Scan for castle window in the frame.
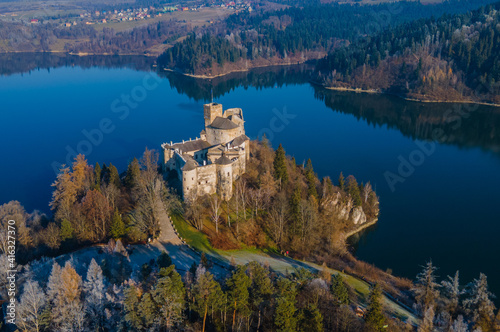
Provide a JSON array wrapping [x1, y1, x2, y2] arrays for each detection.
[[227, 172, 230, 176], [192, 177, 194, 181]]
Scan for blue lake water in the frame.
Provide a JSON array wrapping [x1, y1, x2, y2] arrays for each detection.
[[1, 55, 500, 296]]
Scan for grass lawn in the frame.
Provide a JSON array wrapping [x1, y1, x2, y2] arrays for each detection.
[[170, 210, 418, 326], [170, 212, 216, 254]]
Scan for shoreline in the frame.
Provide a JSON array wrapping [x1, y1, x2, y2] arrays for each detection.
[[163, 66, 500, 108], [161, 59, 313, 79], [323, 85, 500, 108], [345, 218, 378, 239], [0, 50, 157, 57]]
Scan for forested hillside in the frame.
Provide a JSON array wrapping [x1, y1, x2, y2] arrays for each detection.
[[0, 19, 188, 54], [315, 2, 500, 103], [157, 0, 500, 75]]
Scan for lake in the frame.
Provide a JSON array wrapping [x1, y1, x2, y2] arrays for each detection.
[[2, 54, 500, 296]]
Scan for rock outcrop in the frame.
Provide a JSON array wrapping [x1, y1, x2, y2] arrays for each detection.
[[351, 206, 367, 225]]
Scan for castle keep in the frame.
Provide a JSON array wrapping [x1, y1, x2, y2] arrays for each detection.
[[161, 103, 250, 200]]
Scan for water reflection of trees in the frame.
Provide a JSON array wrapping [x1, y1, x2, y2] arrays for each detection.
[[0, 53, 155, 76], [159, 64, 313, 102], [3, 53, 499, 155], [312, 87, 500, 155]]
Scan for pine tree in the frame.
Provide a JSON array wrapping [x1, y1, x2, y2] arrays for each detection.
[[247, 262, 274, 331], [154, 265, 186, 329], [157, 251, 173, 269], [305, 159, 318, 198], [138, 292, 158, 329], [110, 209, 126, 239], [83, 258, 106, 331], [413, 260, 440, 311], [464, 273, 496, 331], [331, 274, 350, 305], [298, 303, 323, 332], [124, 157, 141, 189], [338, 172, 345, 191], [94, 162, 101, 190], [124, 286, 142, 330], [192, 271, 224, 332], [59, 218, 74, 242], [227, 265, 252, 330], [346, 175, 362, 207], [274, 278, 298, 332], [365, 283, 386, 331], [108, 163, 121, 188], [273, 144, 288, 186], [322, 176, 334, 198]]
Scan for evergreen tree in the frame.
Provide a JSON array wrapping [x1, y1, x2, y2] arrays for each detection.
[[365, 283, 386, 331], [124, 157, 141, 189], [108, 163, 121, 188], [227, 265, 252, 330], [59, 218, 74, 242], [346, 175, 362, 207], [247, 262, 274, 331], [94, 162, 101, 190], [138, 292, 158, 329], [274, 278, 298, 332], [413, 260, 440, 311], [298, 303, 323, 332], [157, 251, 173, 269], [338, 172, 345, 191], [305, 159, 318, 198], [273, 144, 288, 186], [331, 274, 350, 305], [192, 271, 224, 332], [124, 286, 142, 330], [464, 273, 496, 331], [110, 209, 126, 239], [153, 265, 186, 329], [322, 176, 334, 198]]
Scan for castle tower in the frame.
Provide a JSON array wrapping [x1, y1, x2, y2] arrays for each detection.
[[216, 154, 233, 200], [204, 103, 223, 128]]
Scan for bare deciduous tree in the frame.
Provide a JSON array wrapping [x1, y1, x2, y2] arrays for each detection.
[[210, 194, 222, 234], [268, 194, 288, 250], [17, 279, 46, 332]]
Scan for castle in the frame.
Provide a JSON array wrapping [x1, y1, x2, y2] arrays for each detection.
[[161, 103, 250, 201]]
